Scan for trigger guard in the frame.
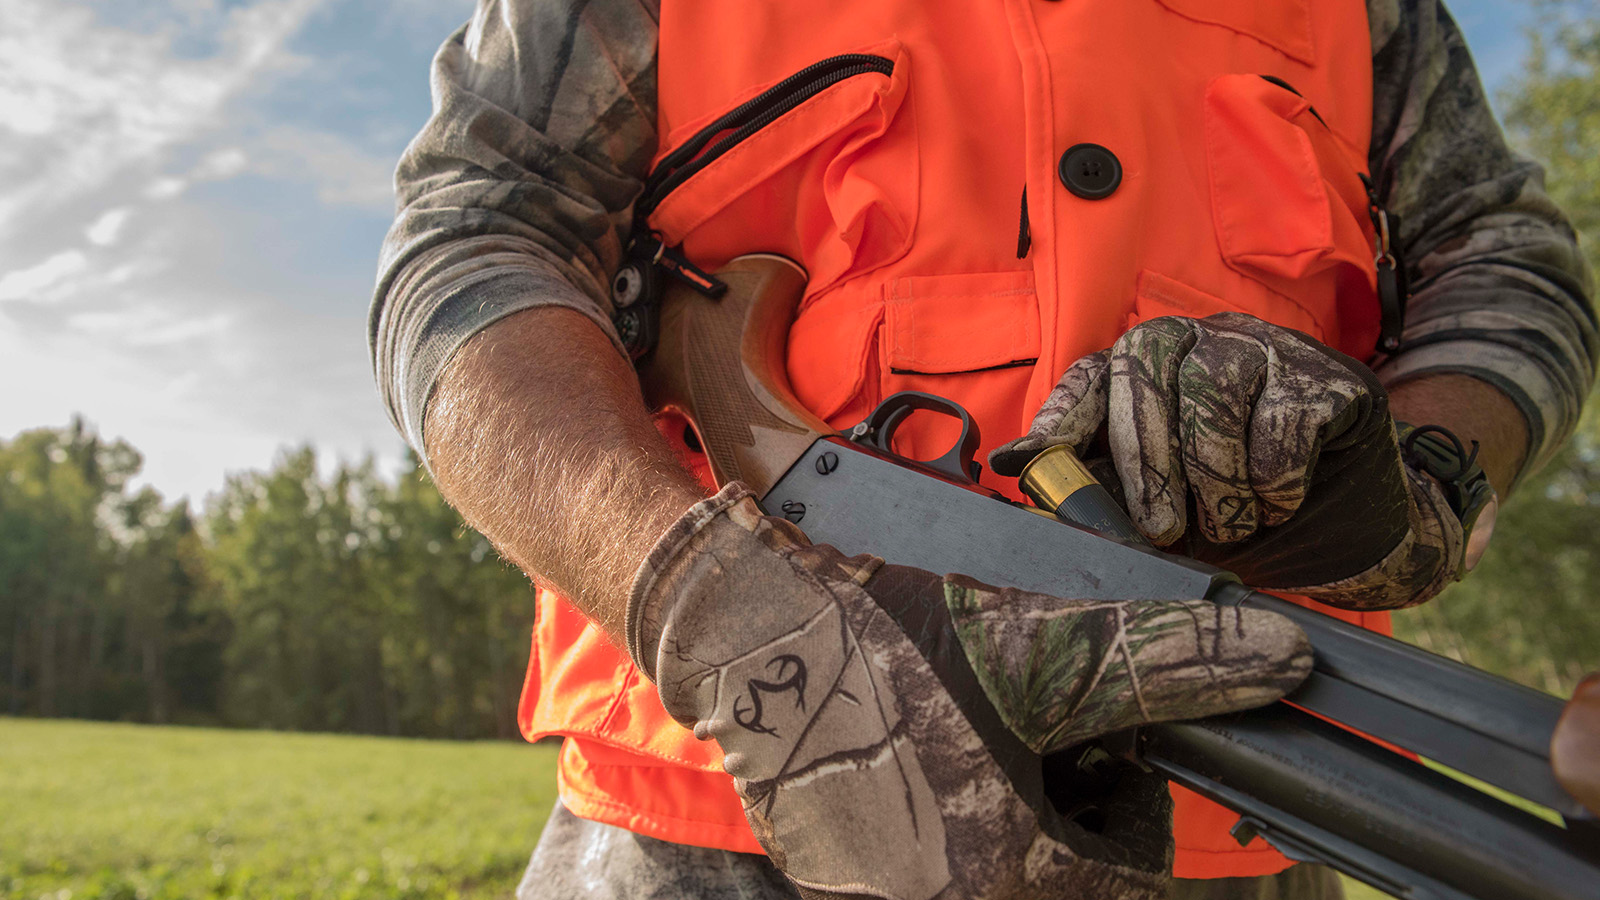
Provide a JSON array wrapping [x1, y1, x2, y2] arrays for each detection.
[[849, 391, 983, 484]]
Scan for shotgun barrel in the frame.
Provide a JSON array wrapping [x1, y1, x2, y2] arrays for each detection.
[[636, 253, 1600, 900]]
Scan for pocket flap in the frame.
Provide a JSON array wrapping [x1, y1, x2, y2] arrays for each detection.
[[1155, 0, 1316, 64], [886, 270, 1039, 375], [787, 283, 885, 420], [1204, 74, 1373, 283], [1133, 270, 1322, 340], [1206, 75, 1332, 272]]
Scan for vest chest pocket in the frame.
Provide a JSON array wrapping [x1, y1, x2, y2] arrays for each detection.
[[1202, 73, 1380, 354], [884, 271, 1040, 376], [644, 39, 920, 304], [878, 270, 1041, 466]]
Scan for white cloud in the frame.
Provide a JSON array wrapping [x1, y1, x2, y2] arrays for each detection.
[[0, 314, 290, 502], [67, 308, 232, 347], [0, 0, 324, 239], [86, 208, 133, 247], [0, 250, 89, 302], [134, 149, 254, 205], [195, 147, 251, 181], [250, 128, 396, 212], [0, 0, 457, 502], [145, 177, 190, 201], [0, 247, 396, 502], [0, 184, 407, 502], [0, 235, 171, 306]]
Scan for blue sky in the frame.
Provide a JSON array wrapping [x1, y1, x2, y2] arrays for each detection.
[[0, 0, 1544, 503]]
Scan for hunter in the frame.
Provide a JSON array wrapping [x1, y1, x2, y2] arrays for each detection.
[[369, 0, 1596, 896]]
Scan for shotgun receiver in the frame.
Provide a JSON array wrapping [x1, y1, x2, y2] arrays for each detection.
[[634, 254, 1600, 900]]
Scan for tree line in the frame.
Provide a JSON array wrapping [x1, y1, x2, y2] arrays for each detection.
[[0, 422, 534, 739], [1, 393, 1593, 745]]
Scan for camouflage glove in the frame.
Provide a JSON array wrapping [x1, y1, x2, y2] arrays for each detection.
[[627, 482, 1312, 900], [991, 312, 1466, 610]]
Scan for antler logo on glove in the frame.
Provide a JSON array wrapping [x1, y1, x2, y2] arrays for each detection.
[[732, 655, 808, 736]]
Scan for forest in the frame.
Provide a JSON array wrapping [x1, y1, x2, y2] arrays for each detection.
[[0, 431, 535, 738], [2, 1, 1599, 740]]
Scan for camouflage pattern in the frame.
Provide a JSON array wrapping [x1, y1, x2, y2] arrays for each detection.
[[1368, 0, 1596, 476], [994, 313, 1385, 544], [943, 576, 1311, 755], [513, 800, 1346, 900], [371, 0, 1594, 476], [516, 800, 804, 899], [628, 482, 1312, 899], [369, 0, 660, 457], [992, 312, 1465, 610]]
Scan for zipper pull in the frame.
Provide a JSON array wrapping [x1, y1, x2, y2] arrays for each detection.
[[1362, 174, 1409, 354], [640, 234, 728, 298]]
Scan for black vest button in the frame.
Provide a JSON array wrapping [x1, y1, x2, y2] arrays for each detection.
[[1058, 143, 1122, 200]]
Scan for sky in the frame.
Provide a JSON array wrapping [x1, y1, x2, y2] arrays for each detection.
[[0, 0, 1543, 505]]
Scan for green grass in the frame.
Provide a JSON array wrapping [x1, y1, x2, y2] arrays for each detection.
[[0, 718, 1563, 899], [1340, 879, 1393, 900], [0, 718, 559, 900]]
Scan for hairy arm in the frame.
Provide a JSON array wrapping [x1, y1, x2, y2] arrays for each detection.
[[423, 306, 702, 635], [368, 0, 670, 633]]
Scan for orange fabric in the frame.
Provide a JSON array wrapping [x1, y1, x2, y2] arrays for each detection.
[[520, 0, 1394, 878]]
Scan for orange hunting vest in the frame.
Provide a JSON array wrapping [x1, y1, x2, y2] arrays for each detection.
[[520, 0, 1395, 878]]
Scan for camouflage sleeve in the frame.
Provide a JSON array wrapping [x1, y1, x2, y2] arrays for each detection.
[[1367, 0, 1598, 477], [368, 0, 659, 457]]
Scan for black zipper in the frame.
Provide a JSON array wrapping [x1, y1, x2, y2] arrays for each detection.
[[637, 53, 896, 216], [1258, 75, 1330, 129]]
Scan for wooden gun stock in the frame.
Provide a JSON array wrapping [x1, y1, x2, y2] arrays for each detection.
[[638, 254, 828, 494]]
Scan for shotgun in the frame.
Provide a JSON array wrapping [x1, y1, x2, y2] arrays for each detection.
[[631, 253, 1600, 900]]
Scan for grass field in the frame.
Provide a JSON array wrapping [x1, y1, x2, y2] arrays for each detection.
[[0, 718, 558, 900], [0, 717, 1407, 900]]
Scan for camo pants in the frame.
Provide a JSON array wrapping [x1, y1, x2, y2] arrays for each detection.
[[516, 800, 1346, 900]]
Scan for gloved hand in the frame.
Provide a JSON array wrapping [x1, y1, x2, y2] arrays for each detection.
[[990, 312, 1466, 610], [627, 482, 1312, 900]]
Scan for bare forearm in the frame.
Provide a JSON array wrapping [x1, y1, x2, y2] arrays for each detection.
[[424, 306, 706, 637], [1387, 373, 1528, 497]]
